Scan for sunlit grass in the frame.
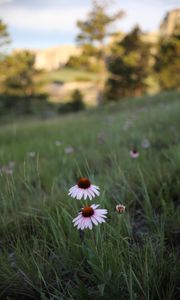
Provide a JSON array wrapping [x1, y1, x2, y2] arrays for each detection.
[[37, 67, 97, 84]]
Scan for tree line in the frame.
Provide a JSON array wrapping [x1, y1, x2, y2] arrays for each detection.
[[67, 0, 180, 102]]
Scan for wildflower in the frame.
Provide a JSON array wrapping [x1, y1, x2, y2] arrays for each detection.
[[68, 177, 100, 200], [64, 146, 74, 154], [97, 131, 106, 144], [8, 161, 15, 168], [55, 140, 62, 146], [5, 168, 13, 175], [116, 204, 126, 214], [130, 149, 139, 158], [27, 151, 36, 158], [123, 121, 133, 131], [73, 204, 107, 230], [0, 166, 13, 175], [141, 138, 150, 149]]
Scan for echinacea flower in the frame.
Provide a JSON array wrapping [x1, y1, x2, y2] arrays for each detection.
[[68, 177, 100, 200], [130, 149, 139, 158], [116, 204, 126, 213], [72, 204, 107, 230]]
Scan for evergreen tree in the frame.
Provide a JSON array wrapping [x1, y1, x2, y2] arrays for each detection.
[[2, 51, 36, 98], [154, 25, 180, 90], [1, 50, 46, 113], [76, 0, 125, 104], [105, 26, 151, 100], [0, 19, 10, 57]]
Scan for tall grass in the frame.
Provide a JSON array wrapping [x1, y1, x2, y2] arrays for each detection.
[[0, 91, 179, 299]]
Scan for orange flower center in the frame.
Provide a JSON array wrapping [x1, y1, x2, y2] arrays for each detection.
[[78, 177, 91, 189], [82, 206, 94, 217], [133, 149, 137, 154]]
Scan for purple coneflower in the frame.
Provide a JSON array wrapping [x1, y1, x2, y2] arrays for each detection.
[[130, 149, 139, 158], [72, 204, 107, 230], [68, 177, 100, 200]]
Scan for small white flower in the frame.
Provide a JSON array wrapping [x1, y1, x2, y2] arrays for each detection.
[[27, 151, 36, 158], [68, 177, 100, 200], [55, 140, 62, 146], [0, 166, 13, 175], [97, 131, 106, 144], [130, 149, 139, 158], [72, 204, 108, 230], [8, 161, 15, 168], [116, 204, 126, 213], [141, 138, 150, 149], [64, 146, 74, 154], [123, 121, 133, 131]]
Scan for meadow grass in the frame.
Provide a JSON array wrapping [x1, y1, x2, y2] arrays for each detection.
[[38, 67, 97, 84], [0, 91, 179, 299]]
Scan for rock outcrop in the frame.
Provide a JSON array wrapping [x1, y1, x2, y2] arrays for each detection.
[[34, 45, 81, 71], [160, 9, 180, 36]]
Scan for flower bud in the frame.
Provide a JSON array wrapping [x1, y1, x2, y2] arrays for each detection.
[[116, 204, 126, 214]]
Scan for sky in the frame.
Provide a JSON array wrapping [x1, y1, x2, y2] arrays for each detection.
[[0, 0, 179, 49]]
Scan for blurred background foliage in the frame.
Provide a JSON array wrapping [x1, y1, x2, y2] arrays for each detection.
[[0, 0, 179, 118]]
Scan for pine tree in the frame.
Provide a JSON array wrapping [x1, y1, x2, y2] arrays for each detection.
[[154, 25, 180, 90], [106, 26, 151, 100], [0, 19, 10, 57], [76, 0, 125, 104]]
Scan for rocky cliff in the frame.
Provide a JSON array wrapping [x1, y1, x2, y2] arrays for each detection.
[[34, 45, 81, 71], [160, 9, 180, 36]]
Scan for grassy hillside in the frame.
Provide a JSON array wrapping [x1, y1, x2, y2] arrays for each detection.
[[38, 67, 97, 84], [36, 67, 98, 104], [0, 91, 180, 299]]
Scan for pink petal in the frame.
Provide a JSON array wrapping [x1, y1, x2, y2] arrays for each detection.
[[94, 215, 106, 223], [72, 213, 82, 222], [91, 204, 100, 209], [74, 217, 83, 226], [80, 218, 86, 230], [88, 220, 93, 230], [93, 189, 100, 196], [86, 190, 92, 200], [91, 185, 100, 190], [77, 189, 83, 200], [85, 218, 92, 229], [69, 185, 77, 192], [77, 218, 84, 229], [96, 209, 107, 215], [88, 188, 95, 197], [91, 216, 98, 225], [84, 218, 91, 229], [72, 188, 79, 198], [84, 190, 88, 200]]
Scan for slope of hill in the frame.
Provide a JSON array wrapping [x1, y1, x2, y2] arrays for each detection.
[[0, 91, 179, 299]]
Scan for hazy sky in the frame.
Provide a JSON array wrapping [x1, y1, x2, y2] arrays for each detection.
[[0, 0, 179, 49]]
